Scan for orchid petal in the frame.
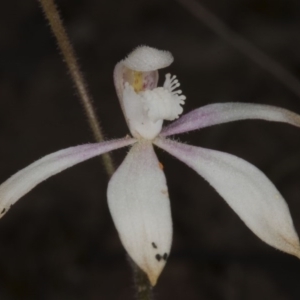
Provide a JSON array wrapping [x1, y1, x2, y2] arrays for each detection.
[[154, 137, 300, 258], [107, 141, 172, 286], [0, 137, 136, 217], [161, 103, 300, 136]]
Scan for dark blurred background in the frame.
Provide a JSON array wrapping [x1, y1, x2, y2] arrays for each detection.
[[0, 0, 300, 299]]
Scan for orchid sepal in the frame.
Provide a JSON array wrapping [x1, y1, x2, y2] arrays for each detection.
[[0, 137, 136, 217], [161, 102, 300, 137], [154, 137, 300, 258], [107, 140, 172, 286]]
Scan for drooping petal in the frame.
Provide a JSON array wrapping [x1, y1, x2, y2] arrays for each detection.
[[154, 137, 300, 258], [161, 103, 300, 136], [107, 140, 172, 286], [0, 137, 136, 217]]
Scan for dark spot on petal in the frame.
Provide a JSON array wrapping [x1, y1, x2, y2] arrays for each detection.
[[1, 208, 6, 215], [155, 254, 161, 262], [152, 242, 157, 249], [163, 253, 168, 261]]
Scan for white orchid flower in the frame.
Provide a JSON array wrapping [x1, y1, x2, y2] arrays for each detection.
[[1, 45, 300, 286]]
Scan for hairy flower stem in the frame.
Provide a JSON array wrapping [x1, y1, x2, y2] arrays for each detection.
[[129, 256, 153, 300], [38, 1, 154, 299], [38, 0, 114, 176]]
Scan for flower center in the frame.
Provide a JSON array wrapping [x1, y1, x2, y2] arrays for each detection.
[[121, 69, 186, 140], [113, 46, 186, 140]]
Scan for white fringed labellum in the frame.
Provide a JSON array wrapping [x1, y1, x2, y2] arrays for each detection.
[[114, 46, 186, 140]]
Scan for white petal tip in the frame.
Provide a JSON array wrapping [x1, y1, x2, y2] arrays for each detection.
[[139, 258, 166, 287], [148, 272, 159, 287], [293, 251, 300, 259], [283, 238, 300, 258], [141, 253, 169, 286], [123, 46, 174, 72]]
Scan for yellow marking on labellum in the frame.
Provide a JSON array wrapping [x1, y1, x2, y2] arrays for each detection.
[[132, 71, 143, 92]]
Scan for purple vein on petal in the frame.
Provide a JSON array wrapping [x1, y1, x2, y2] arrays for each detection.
[[0, 137, 137, 216], [161, 103, 300, 136], [154, 137, 300, 258]]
